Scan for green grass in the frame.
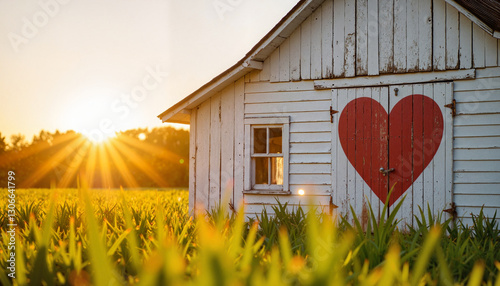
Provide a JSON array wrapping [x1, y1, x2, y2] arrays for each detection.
[[0, 188, 499, 285]]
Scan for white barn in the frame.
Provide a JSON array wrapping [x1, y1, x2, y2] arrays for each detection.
[[159, 0, 500, 226]]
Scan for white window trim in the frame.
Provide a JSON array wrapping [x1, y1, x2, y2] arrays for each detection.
[[244, 116, 290, 194]]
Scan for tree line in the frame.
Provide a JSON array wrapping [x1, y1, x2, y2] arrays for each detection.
[[0, 127, 189, 189]]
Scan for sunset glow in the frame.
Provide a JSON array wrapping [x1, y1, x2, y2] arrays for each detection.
[[83, 131, 117, 144]]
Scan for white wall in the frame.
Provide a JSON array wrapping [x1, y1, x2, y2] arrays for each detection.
[[453, 67, 500, 225]]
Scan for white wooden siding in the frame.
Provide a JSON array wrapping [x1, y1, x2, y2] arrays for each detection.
[[190, 82, 243, 213], [243, 83, 332, 216], [453, 67, 500, 224], [194, 100, 211, 211], [256, 0, 500, 83], [234, 78, 245, 210], [186, 0, 500, 223], [190, 68, 500, 223]]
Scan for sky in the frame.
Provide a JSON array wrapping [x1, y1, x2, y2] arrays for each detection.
[[0, 0, 298, 144]]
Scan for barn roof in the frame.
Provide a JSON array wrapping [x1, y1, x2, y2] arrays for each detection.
[[159, 0, 500, 124]]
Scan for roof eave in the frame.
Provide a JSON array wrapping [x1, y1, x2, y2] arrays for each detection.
[[158, 61, 256, 123]]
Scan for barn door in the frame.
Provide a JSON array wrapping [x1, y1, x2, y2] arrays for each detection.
[[331, 83, 453, 226]]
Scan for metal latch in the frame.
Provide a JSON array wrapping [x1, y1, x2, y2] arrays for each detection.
[[444, 99, 456, 117], [330, 106, 338, 123], [379, 167, 395, 176]]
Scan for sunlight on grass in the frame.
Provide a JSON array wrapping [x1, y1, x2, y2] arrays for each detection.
[[0, 188, 498, 285]]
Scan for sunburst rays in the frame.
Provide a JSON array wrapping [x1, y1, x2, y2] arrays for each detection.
[[110, 139, 168, 187], [105, 140, 139, 188], [21, 135, 87, 188], [17, 131, 182, 189]]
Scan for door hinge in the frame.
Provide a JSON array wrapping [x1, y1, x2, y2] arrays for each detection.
[[444, 99, 456, 117], [330, 106, 339, 123], [443, 202, 457, 220]]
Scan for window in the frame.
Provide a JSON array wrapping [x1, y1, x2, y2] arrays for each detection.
[[244, 117, 289, 193]]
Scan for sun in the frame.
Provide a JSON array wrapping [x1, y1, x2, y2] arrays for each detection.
[[83, 131, 116, 144], [63, 88, 123, 144]]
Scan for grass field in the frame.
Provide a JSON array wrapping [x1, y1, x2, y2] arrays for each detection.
[[0, 188, 499, 285]]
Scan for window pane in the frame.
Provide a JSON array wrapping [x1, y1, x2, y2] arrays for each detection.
[[269, 128, 282, 153], [254, 157, 268, 184], [271, 157, 283, 185], [254, 128, 267, 154]]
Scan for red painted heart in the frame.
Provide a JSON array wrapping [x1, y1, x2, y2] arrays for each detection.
[[338, 95, 443, 206]]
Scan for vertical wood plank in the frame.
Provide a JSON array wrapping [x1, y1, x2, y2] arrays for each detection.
[[189, 108, 197, 213], [393, 0, 407, 73], [370, 87, 382, 220], [346, 88, 357, 218], [432, 82, 446, 219], [344, 0, 356, 77], [356, 0, 369, 75], [378, 0, 394, 73], [220, 85, 235, 207], [260, 58, 271, 81], [411, 84, 425, 224], [432, 0, 446, 71], [444, 82, 453, 218], [195, 100, 211, 212], [280, 38, 290, 82], [367, 0, 379, 75], [290, 27, 301, 81], [472, 24, 485, 68], [233, 78, 245, 210], [282, 123, 290, 192], [331, 88, 339, 211], [209, 94, 221, 209], [380, 86, 389, 213], [422, 83, 434, 213], [244, 124, 251, 192], [311, 7, 323, 79], [388, 85, 408, 225], [270, 47, 280, 82], [485, 34, 498, 67], [445, 4, 459, 69], [418, 0, 432, 71], [407, 0, 419, 71], [301, 16, 312, 80], [361, 87, 373, 227], [334, 0, 345, 77], [400, 84, 414, 227], [322, 0, 333, 78], [406, 84, 426, 225], [354, 87, 366, 221], [336, 88, 349, 215], [459, 14, 472, 69]]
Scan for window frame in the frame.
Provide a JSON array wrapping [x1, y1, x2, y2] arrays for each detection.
[[244, 117, 290, 194]]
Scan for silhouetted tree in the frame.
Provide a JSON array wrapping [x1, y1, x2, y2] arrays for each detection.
[[0, 127, 189, 188], [10, 134, 27, 151], [0, 132, 6, 154]]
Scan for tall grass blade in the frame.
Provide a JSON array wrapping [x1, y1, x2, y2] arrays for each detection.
[[411, 226, 441, 286], [82, 189, 122, 286]]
